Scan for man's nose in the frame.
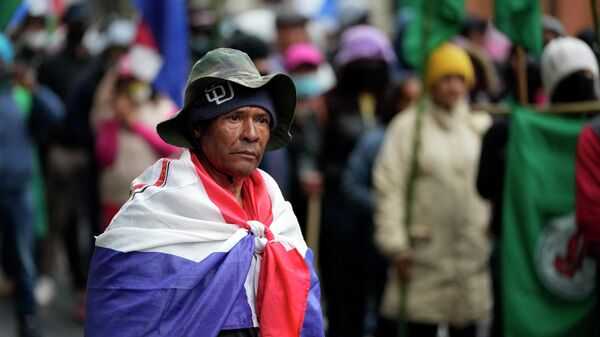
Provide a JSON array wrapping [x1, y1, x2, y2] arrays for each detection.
[[241, 119, 260, 142]]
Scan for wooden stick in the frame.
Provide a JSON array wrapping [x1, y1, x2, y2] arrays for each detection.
[[516, 46, 529, 104], [305, 195, 322, 268], [473, 101, 600, 115]]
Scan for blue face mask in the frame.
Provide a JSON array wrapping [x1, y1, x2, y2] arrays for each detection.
[[292, 73, 323, 99]]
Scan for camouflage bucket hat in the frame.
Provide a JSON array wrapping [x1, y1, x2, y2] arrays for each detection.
[[157, 48, 297, 151]]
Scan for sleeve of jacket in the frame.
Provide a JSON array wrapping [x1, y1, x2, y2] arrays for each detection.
[[341, 130, 381, 213], [575, 124, 600, 258], [372, 112, 414, 258]]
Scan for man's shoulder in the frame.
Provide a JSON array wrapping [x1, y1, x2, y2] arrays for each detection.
[[130, 151, 196, 199]]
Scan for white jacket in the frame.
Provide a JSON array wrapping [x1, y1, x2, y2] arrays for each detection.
[[373, 97, 492, 326]]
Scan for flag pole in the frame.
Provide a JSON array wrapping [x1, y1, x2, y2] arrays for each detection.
[[516, 46, 529, 104], [305, 195, 321, 269], [473, 101, 600, 115]]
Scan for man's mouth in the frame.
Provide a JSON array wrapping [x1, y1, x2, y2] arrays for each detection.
[[233, 151, 258, 159]]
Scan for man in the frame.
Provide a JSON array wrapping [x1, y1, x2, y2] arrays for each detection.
[[373, 43, 491, 337], [0, 33, 64, 337], [85, 48, 324, 337]]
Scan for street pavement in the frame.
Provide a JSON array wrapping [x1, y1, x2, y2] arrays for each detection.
[[0, 274, 84, 337]]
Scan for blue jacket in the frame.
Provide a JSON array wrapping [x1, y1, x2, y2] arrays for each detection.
[[0, 86, 64, 190]]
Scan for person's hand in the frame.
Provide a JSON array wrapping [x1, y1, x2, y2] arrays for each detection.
[[393, 254, 413, 281], [114, 95, 138, 129], [301, 171, 323, 197]]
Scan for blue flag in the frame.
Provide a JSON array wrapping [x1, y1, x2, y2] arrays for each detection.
[[132, 0, 189, 107]]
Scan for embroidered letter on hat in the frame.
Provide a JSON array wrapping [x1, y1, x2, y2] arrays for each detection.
[[205, 82, 235, 105]]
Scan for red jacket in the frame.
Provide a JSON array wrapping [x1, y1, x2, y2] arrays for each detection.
[[575, 117, 600, 259]]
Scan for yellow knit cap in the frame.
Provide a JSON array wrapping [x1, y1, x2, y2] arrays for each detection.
[[424, 43, 475, 90]]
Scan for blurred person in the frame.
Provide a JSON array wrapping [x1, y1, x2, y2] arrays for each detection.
[[0, 33, 64, 337], [458, 15, 501, 103], [341, 74, 421, 336], [545, 38, 600, 288], [300, 24, 396, 337], [477, 36, 600, 337], [188, 5, 217, 61], [575, 116, 600, 325], [542, 14, 566, 46], [337, 0, 371, 32], [541, 37, 599, 105], [46, 17, 136, 322], [10, 10, 50, 68], [269, 8, 311, 74], [275, 8, 310, 57], [575, 121, 600, 312], [497, 45, 543, 105], [33, 1, 94, 304], [227, 33, 272, 89], [37, 2, 93, 102], [91, 53, 179, 231], [85, 48, 325, 337], [373, 42, 492, 337], [283, 42, 329, 232]]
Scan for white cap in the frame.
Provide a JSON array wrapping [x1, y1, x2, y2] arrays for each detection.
[[541, 37, 599, 98]]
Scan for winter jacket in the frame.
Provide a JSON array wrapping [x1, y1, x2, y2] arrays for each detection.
[[373, 96, 492, 326]]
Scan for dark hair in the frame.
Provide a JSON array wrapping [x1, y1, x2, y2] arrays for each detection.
[[377, 74, 419, 125], [226, 33, 270, 60], [275, 8, 308, 28], [551, 70, 598, 104], [461, 15, 487, 36]]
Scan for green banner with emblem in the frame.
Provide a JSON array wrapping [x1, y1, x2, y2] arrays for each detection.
[[502, 105, 597, 336]]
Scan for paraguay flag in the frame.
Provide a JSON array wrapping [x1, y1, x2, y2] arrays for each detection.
[[85, 150, 325, 337]]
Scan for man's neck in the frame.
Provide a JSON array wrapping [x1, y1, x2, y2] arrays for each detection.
[[195, 151, 245, 206]]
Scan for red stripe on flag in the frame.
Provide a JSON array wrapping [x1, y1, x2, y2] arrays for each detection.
[[257, 243, 310, 337], [190, 152, 273, 228], [190, 151, 310, 337], [132, 158, 170, 191]]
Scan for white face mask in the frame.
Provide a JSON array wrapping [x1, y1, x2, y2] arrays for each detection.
[[82, 26, 106, 56], [22, 30, 48, 51]]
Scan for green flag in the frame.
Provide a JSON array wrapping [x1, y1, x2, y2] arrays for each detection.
[[502, 106, 598, 336], [495, 0, 542, 55], [0, 0, 21, 32], [401, 0, 465, 70]]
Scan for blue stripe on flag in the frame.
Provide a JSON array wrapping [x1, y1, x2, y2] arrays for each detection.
[[301, 248, 326, 337], [86, 235, 256, 336]]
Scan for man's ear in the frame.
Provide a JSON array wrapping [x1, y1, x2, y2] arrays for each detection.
[[191, 125, 202, 139]]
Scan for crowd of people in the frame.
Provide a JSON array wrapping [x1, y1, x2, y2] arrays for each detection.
[[1, 0, 599, 336]]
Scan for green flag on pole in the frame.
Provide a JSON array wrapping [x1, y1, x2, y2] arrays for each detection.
[[495, 0, 542, 55], [401, 0, 465, 70], [502, 105, 598, 337]]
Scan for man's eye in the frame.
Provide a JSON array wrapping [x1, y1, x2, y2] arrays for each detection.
[[228, 114, 240, 121], [258, 117, 270, 124]]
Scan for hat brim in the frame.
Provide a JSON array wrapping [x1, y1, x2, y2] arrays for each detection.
[[157, 73, 296, 151]]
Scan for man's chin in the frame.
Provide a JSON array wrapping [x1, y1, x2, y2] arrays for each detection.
[[226, 164, 260, 178]]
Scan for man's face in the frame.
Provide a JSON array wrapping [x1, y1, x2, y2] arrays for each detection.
[[431, 75, 467, 110], [196, 106, 271, 177], [277, 25, 309, 53]]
